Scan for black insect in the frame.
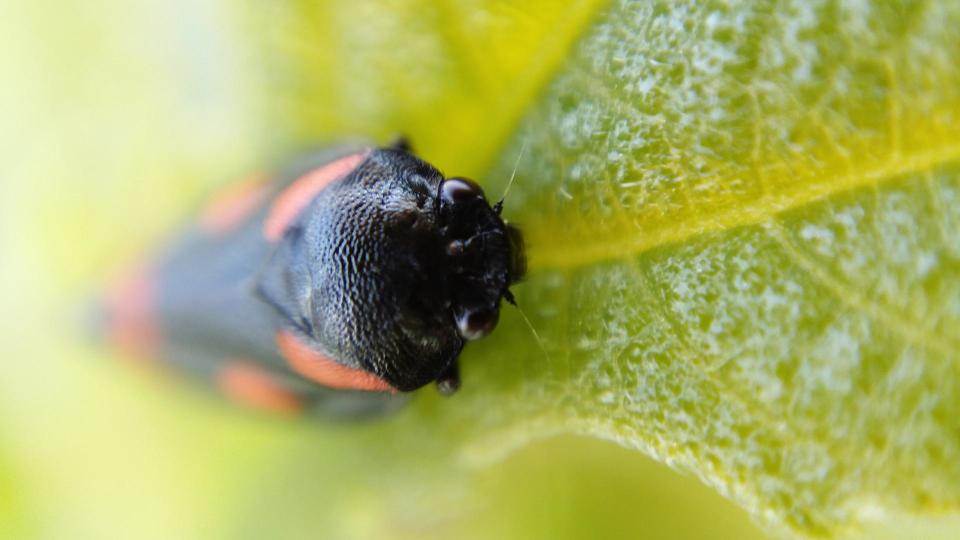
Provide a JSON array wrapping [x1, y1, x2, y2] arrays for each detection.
[[100, 139, 525, 416]]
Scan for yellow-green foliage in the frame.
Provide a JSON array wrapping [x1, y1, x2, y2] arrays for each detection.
[[1, 0, 958, 538]]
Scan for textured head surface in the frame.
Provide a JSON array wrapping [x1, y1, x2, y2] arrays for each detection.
[[269, 146, 524, 392]]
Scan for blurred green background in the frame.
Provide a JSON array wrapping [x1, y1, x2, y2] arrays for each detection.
[[2, 0, 960, 539]]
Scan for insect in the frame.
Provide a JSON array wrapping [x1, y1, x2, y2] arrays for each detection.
[[100, 139, 526, 417]]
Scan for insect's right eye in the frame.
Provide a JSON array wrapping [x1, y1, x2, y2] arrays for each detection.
[[440, 177, 485, 205]]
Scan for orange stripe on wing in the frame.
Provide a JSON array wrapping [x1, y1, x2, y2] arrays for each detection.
[[217, 360, 304, 415], [276, 330, 396, 393], [263, 150, 369, 241], [198, 174, 269, 236], [105, 263, 160, 360]]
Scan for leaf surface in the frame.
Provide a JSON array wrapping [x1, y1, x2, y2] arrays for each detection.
[[466, 0, 960, 534], [2, 0, 959, 538]]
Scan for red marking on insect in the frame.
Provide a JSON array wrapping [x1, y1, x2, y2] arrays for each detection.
[[276, 330, 396, 393], [104, 263, 159, 359], [199, 174, 269, 236], [263, 151, 369, 241], [217, 360, 304, 415]]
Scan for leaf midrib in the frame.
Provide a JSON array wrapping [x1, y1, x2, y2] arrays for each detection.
[[528, 139, 960, 271]]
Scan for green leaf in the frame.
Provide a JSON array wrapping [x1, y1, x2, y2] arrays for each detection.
[[473, 0, 960, 534], [2, 0, 959, 538]]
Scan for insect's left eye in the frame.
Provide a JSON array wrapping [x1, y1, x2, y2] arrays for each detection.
[[441, 177, 485, 205], [454, 304, 499, 340]]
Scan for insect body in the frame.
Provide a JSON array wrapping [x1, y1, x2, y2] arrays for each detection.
[[101, 141, 525, 416]]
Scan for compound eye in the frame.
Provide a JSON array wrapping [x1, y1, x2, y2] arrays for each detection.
[[454, 305, 499, 341], [441, 177, 484, 205]]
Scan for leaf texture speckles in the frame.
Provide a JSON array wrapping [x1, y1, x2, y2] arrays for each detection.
[[465, 0, 960, 534], [500, 1, 960, 270]]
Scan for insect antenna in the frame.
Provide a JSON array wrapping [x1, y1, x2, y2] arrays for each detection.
[[508, 299, 551, 364], [493, 139, 529, 215]]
